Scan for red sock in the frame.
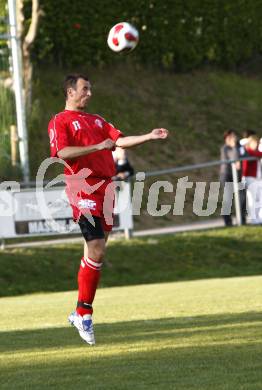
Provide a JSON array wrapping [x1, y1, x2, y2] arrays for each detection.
[[76, 257, 102, 316]]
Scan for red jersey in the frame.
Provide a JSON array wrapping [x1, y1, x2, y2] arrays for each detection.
[[48, 110, 123, 178], [47, 110, 123, 222]]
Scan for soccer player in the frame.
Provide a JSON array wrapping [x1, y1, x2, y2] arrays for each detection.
[[48, 74, 168, 345]]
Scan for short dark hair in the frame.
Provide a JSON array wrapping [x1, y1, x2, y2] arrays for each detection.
[[242, 129, 256, 138], [223, 129, 236, 141], [62, 73, 89, 98]]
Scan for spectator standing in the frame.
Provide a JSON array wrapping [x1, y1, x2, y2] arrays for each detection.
[[112, 147, 134, 180], [242, 135, 262, 224], [220, 130, 241, 226]]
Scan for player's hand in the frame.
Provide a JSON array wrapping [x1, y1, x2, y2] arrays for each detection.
[[150, 128, 169, 140], [99, 139, 115, 150]]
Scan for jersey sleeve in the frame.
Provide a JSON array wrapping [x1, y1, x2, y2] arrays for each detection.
[[103, 120, 124, 141], [48, 114, 71, 157]]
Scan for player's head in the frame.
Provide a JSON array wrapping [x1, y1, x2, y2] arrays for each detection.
[[63, 74, 91, 110]]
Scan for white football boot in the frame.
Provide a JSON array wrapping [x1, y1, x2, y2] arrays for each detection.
[[68, 311, 95, 345]]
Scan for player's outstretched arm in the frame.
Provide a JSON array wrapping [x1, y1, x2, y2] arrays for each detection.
[[57, 139, 115, 160], [115, 128, 168, 149]]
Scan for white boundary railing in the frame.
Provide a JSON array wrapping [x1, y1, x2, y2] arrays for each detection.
[[143, 156, 259, 226], [0, 156, 260, 247]]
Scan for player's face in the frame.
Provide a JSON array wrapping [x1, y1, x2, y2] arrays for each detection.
[[70, 78, 92, 109]]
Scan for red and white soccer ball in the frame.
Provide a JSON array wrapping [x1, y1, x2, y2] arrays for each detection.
[[107, 22, 139, 52]]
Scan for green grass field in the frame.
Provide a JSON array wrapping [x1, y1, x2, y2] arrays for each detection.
[[1, 226, 262, 297], [0, 227, 262, 389], [0, 276, 261, 389]]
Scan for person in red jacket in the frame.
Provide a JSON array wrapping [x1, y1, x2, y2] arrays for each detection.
[[243, 135, 262, 224], [243, 136, 262, 178]]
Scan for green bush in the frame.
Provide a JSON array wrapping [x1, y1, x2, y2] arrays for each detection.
[[32, 0, 262, 71]]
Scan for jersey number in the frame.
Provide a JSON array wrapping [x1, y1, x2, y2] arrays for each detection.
[[72, 121, 81, 130]]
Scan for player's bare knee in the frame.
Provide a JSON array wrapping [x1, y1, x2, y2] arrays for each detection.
[[94, 246, 105, 262], [88, 240, 105, 262]]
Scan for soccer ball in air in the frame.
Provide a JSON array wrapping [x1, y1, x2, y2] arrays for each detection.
[[107, 22, 139, 52]]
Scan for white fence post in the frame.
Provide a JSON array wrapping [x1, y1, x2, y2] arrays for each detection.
[[231, 162, 242, 226]]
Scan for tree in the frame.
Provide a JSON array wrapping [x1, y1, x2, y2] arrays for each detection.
[[17, 0, 42, 109]]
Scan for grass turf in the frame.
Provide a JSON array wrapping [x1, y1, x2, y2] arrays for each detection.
[[0, 276, 261, 389], [0, 226, 262, 297]]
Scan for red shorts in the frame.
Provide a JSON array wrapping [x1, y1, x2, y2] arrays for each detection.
[[65, 177, 116, 231]]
